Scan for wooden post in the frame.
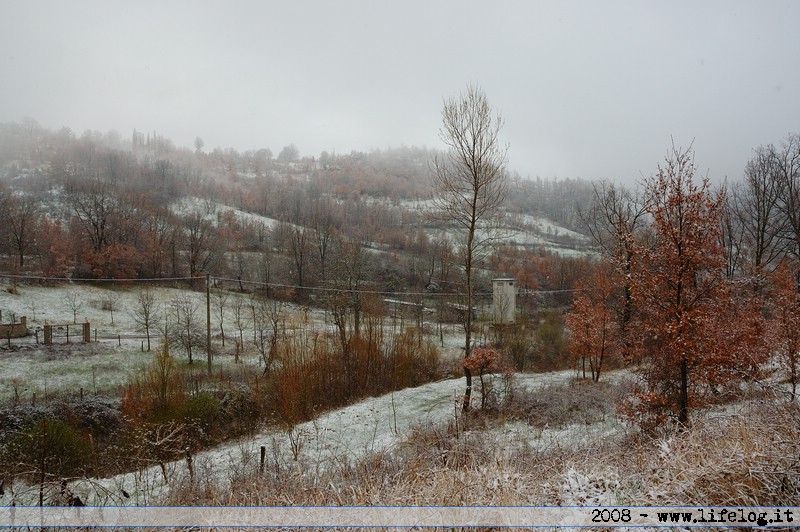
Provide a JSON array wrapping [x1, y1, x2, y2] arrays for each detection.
[[66, 325, 70, 344], [260, 446, 266, 474], [186, 450, 194, 482], [44, 325, 52, 345], [206, 273, 212, 374]]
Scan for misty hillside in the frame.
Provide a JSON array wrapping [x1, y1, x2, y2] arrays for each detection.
[[0, 120, 596, 296]]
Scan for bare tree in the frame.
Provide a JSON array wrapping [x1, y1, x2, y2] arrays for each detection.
[[732, 146, 788, 275], [325, 235, 370, 393], [2, 192, 40, 269], [429, 84, 508, 411], [288, 225, 310, 289], [771, 133, 800, 286], [170, 297, 203, 364], [329, 236, 369, 338], [63, 289, 84, 324], [65, 178, 119, 252], [133, 288, 161, 351], [232, 295, 250, 358], [141, 207, 174, 278], [183, 213, 220, 280], [311, 200, 337, 284], [581, 181, 648, 266], [101, 292, 122, 325], [212, 287, 230, 347], [250, 295, 284, 376], [579, 181, 648, 362]]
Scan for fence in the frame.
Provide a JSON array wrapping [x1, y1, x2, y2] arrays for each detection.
[[42, 322, 91, 345]]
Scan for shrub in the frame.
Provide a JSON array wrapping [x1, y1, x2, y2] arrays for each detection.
[[121, 341, 186, 422], [177, 392, 221, 443], [532, 311, 570, 371], [4, 418, 93, 479], [504, 378, 631, 428]]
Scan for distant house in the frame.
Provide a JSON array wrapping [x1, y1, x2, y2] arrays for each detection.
[[492, 278, 516, 325]]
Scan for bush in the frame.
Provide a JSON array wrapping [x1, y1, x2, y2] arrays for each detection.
[[177, 392, 221, 443], [58, 395, 122, 437], [504, 379, 632, 428], [4, 418, 93, 479], [532, 311, 569, 371]]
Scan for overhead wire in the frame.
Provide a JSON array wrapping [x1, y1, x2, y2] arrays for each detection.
[[0, 272, 588, 297]]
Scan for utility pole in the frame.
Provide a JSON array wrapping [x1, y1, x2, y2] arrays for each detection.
[[206, 273, 212, 374]]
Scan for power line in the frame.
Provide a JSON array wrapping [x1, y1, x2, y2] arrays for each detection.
[[210, 275, 458, 297], [0, 273, 587, 297], [0, 273, 196, 283]]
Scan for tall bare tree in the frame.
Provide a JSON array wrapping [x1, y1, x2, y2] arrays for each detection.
[[250, 295, 284, 377], [170, 297, 203, 364], [183, 213, 220, 280], [732, 145, 787, 275], [133, 288, 161, 351], [580, 181, 648, 362], [772, 133, 800, 287], [65, 178, 119, 252], [1, 192, 40, 269], [212, 287, 230, 347], [311, 199, 337, 284], [63, 289, 84, 324], [288, 225, 310, 289], [429, 84, 508, 411]]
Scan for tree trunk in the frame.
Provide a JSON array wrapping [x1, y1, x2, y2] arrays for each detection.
[[678, 357, 689, 425], [463, 367, 473, 412]]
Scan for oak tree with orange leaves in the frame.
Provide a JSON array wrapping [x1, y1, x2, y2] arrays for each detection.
[[628, 146, 764, 426], [770, 262, 800, 400], [565, 262, 620, 382]]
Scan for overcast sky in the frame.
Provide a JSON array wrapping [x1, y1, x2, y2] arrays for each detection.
[[2, 0, 799, 184]]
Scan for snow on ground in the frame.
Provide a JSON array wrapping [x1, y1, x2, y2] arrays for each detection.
[[427, 224, 591, 258], [502, 229, 591, 258], [170, 196, 286, 231], [514, 213, 589, 243], [0, 282, 269, 402], [0, 279, 629, 507], [0, 368, 631, 506], [0, 280, 466, 403]]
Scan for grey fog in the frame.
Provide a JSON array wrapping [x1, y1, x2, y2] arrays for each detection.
[[1, 0, 799, 182]]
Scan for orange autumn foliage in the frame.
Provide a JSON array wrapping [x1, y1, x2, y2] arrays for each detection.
[[565, 263, 620, 382], [623, 147, 767, 426], [769, 262, 800, 400]]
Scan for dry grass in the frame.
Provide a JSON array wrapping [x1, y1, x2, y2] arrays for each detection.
[[158, 380, 800, 510], [621, 400, 800, 506]]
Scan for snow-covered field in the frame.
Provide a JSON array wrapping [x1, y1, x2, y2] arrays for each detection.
[[0, 367, 632, 507], [0, 282, 263, 402], [171, 196, 286, 231], [0, 279, 633, 507]]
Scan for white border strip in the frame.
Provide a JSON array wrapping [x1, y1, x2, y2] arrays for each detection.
[[0, 506, 797, 528]]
